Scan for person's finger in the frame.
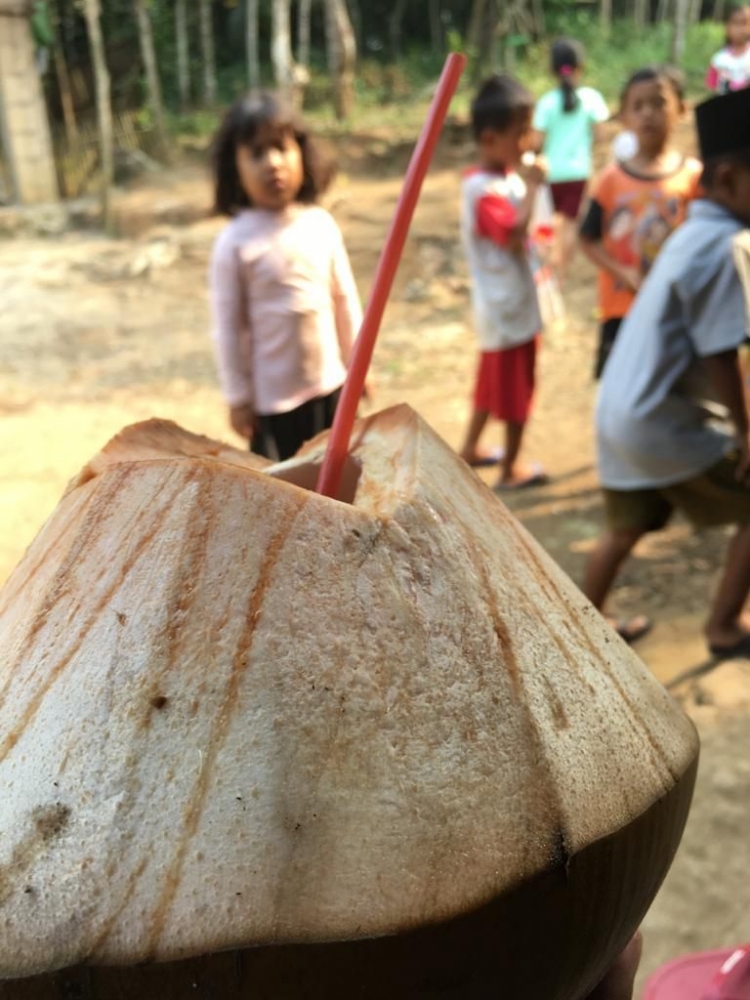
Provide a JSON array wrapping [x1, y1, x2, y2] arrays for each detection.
[[588, 932, 643, 1000]]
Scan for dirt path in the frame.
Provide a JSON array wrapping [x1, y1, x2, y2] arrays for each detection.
[[1, 125, 749, 991]]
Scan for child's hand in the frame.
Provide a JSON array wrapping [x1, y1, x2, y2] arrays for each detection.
[[229, 403, 257, 440], [521, 154, 547, 187], [362, 377, 375, 405], [617, 265, 642, 294]]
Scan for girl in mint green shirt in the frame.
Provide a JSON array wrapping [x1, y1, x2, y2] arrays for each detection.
[[532, 38, 610, 280]]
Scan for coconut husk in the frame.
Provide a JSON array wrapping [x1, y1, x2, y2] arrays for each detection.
[[0, 406, 698, 998]]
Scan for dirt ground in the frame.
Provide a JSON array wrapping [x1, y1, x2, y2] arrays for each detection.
[[1, 119, 749, 993]]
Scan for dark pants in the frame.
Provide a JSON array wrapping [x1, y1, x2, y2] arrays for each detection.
[[595, 318, 623, 380], [251, 387, 342, 462]]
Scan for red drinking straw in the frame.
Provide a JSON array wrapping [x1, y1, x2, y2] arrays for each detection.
[[315, 52, 467, 498]]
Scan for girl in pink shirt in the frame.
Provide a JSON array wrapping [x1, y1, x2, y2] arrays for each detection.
[[705, 3, 750, 93], [209, 92, 362, 461]]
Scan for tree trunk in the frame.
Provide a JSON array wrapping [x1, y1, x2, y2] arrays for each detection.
[[712, 0, 725, 19], [325, 0, 356, 120], [175, 0, 190, 111], [246, 0, 260, 88], [52, 17, 78, 144], [634, 0, 648, 29], [657, 0, 670, 22], [81, 0, 113, 229], [429, 0, 442, 54], [689, 0, 702, 23], [134, 0, 168, 157], [671, 0, 689, 61], [199, 0, 217, 106], [271, 0, 295, 97], [297, 0, 311, 69], [600, 0, 612, 35], [467, 0, 487, 78], [388, 0, 407, 60]]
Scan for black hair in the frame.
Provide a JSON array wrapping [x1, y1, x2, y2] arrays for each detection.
[[724, 2, 749, 44], [620, 64, 686, 109], [211, 91, 334, 216], [701, 147, 750, 187], [471, 74, 534, 140], [551, 37, 584, 113]]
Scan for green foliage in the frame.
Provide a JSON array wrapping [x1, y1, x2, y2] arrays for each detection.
[[518, 13, 725, 100]]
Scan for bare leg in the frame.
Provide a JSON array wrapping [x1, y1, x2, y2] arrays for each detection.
[[705, 523, 750, 649], [582, 528, 645, 611], [459, 408, 490, 463], [556, 216, 578, 283], [500, 421, 525, 483]]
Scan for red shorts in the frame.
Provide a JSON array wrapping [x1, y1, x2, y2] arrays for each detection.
[[473, 338, 537, 424], [550, 180, 587, 220]]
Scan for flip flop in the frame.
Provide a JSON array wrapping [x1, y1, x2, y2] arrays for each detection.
[[708, 633, 750, 662], [493, 464, 549, 492], [465, 447, 505, 468], [612, 615, 653, 645]]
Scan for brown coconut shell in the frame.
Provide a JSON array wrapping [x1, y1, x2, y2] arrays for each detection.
[[0, 407, 698, 999]]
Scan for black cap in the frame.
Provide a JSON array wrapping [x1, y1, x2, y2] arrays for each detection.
[[695, 88, 750, 161]]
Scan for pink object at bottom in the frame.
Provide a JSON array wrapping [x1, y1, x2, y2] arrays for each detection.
[[643, 947, 750, 1000]]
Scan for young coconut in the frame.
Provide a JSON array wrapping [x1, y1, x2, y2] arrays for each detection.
[[0, 407, 698, 1000]]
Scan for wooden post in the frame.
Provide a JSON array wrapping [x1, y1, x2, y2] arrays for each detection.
[[0, 0, 59, 203]]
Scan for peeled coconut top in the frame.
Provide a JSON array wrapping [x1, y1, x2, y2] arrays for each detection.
[[0, 407, 697, 977]]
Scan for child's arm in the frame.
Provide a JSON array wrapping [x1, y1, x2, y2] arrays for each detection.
[[476, 161, 545, 255], [209, 232, 256, 439], [705, 57, 721, 93], [329, 222, 362, 367], [579, 198, 641, 293], [703, 350, 750, 480]]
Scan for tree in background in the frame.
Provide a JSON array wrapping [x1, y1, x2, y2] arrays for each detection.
[[81, 0, 113, 228], [199, 0, 217, 106], [297, 0, 312, 71], [246, 0, 260, 89], [175, 0, 190, 111], [133, 0, 168, 156], [326, 0, 356, 119]]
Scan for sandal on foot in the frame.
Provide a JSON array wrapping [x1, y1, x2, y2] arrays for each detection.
[[465, 447, 505, 468], [611, 615, 653, 645], [494, 464, 550, 492], [708, 633, 750, 661]]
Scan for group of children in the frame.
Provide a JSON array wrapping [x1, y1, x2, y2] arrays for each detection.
[[206, 21, 750, 659]]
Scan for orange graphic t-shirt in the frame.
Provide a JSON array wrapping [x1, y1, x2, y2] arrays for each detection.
[[580, 157, 703, 320]]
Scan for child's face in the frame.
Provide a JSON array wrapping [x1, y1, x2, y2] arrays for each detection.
[[726, 6, 750, 47], [622, 78, 682, 156], [235, 123, 304, 210], [478, 111, 533, 171]]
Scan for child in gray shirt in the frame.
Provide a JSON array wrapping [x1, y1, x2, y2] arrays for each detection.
[[583, 87, 750, 660]]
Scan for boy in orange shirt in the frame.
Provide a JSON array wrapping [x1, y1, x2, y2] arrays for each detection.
[[580, 65, 702, 381]]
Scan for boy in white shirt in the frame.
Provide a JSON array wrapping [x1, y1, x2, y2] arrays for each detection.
[[458, 75, 548, 489]]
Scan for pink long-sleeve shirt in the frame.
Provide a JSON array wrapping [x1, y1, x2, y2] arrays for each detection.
[[209, 204, 362, 415]]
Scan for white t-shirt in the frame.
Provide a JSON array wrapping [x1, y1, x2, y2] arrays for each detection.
[[597, 201, 749, 490], [460, 168, 542, 351], [706, 44, 750, 92], [209, 205, 362, 415]]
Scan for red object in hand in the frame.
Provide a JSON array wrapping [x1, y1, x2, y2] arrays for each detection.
[[533, 223, 555, 243], [315, 52, 466, 499]]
